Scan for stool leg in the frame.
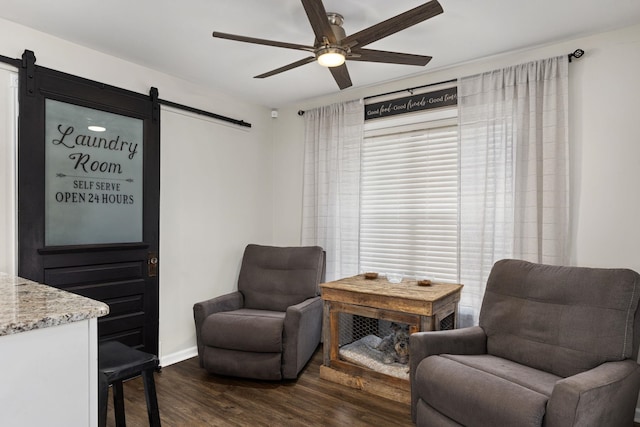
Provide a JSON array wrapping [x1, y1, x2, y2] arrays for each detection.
[[98, 372, 109, 427], [142, 369, 161, 427], [112, 380, 126, 427]]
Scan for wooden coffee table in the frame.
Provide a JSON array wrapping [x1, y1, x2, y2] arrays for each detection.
[[319, 274, 463, 403]]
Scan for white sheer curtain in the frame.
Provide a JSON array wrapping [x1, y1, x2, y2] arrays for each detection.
[[458, 55, 570, 325], [301, 99, 364, 281]]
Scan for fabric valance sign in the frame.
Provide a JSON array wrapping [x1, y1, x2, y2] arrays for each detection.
[[364, 86, 457, 120]]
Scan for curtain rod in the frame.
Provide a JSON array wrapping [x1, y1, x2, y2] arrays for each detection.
[[298, 49, 584, 116], [568, 48, 585, 62], [297, 77, 456, 116], [363, 77, 458, 101], [365, 48, 585, 100]]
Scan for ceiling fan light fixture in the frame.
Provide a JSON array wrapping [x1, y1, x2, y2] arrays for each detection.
[[316, 46, 346, 67]]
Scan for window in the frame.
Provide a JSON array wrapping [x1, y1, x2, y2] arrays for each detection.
[[359, 108, 458, 282]]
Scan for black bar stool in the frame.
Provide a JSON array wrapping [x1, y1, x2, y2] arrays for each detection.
[[98, 341, 161, 427]]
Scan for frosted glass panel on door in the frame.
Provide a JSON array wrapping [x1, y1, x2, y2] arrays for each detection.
[[45, 99, 143, 246]]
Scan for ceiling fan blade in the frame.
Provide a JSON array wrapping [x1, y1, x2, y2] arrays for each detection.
[[254, 57, 317, 79], [350, 48, 432, 66], [213, 32, 314, 52], [341, 0, 443, 49], [301, 0, 336, 44], [329, 64, 352, 90]]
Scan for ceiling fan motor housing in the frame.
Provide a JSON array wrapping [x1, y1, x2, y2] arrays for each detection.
[[326, 13, 346, 42]]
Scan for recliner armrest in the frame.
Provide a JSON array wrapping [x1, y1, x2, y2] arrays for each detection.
[[410, 326, 487, 421], [194, 291, 244, 318], [286, 295, 322, 315], [282, 296, 323, 379], [193, 291, 244, 367], [410, 326, 487, 365], [545, 359, 640, 427]]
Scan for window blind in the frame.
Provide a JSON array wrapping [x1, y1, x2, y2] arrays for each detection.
[[360, 116, 458, 282]]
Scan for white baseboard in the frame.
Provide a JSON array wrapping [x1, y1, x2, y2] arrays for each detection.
[[159, 346, 198, 368]]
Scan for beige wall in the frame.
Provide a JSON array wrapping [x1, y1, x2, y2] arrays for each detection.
[[159, 106, 274, 363]]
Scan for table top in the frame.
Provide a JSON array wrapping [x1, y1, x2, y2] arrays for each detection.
[[321, 274, 463, 303], [0, 273, 109, 336]]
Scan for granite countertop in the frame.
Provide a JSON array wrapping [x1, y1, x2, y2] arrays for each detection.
[[0, 272, 109, 336]]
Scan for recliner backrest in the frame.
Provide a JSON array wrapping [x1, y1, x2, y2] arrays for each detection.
[[238, 244, 325, 312], [479, 259, 640, 377]]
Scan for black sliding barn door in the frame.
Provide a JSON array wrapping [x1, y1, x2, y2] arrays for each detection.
[[17, 50, 160, 354]]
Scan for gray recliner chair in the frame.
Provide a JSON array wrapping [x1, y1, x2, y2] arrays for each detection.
[[193, 244, 325, 380], [410, 259, 640, 426]]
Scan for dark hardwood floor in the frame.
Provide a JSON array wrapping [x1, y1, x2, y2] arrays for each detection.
[[105, 345, 413, 427]]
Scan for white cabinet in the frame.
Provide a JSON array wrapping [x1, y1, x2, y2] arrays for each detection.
[[0, 319, 99, 427], [0, 273, 108, 427]]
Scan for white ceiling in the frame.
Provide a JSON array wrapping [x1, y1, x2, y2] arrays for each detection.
[[1, 0, 639, 108]]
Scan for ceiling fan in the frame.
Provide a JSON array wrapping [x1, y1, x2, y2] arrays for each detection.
[[212, 0, 443, 90]]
